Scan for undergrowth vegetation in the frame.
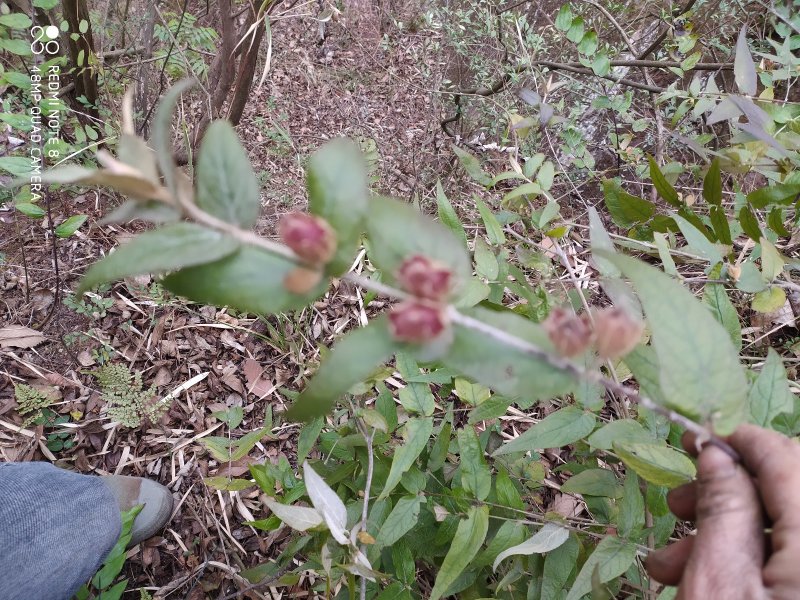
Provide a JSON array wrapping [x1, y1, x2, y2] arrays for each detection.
[[3, 0, 800, 598]]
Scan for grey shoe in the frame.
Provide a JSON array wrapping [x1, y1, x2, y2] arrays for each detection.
[[101, 475, 174, 547]]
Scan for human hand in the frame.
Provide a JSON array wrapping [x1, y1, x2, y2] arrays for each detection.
[[645, 424, 800, 599]]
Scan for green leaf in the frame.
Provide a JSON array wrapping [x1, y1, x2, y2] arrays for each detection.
[[366, 196, 472, 295], [623, 345, 669, 407], [376, 495, 425, 546], [768, 207, 791, 237], [474, 520, 526, 568], [566, 536, 637, 600], [33, 0, 59, 9], [504, 181, 543, 204], [195, 120, 260, 228], [555, 4, 573, 31], [307, 138, 369, 273], [738, 205, 763, 242], [602, 252, 748, 435], [561, 468, 619, 497], [493, 522, 569, 571], [702, 279, 742, 351], [0, 13, 33, 28], [760, 237, 784, 281], [469, 395, 512, 423], [592, 53, 612, 76], [537, 161, 556, 191], [578, 30, 598, 55], [474, 236, 499, 280], [749, 348, 794, 427], [0, 38, 32, 55], [443, 306, 575, 404], [163, 245, 326, 314], [0, 156, 34, 177], [212, 406, 244, 428], [457, 427, 491, 500], [494, 406, 595, 456], [204, 476, 255, 491], [15, 203, 46, 218], [296, 416, 324, 465], [379, 417, 433, 499], [734, 26, 757, 95], [398, 383, 435, 416], [436, 180, 468, 248], [735, 260, 767, 293], [566, 17, 585, 44], [287, 318, 398, 421], [474, 196, 505, 244], [542, 535, 579, 599], [613, 442, 696, 487], [617, 472, 645, 539], [429, 505, 489, 600], [587, 419, 655, 451], [748, 182, 800, 208], [648, 157, 681, 207], [751, 286, 786, 313], [452, 145, 492, 186], [709, 205, 732, 245], [672, 213, 724, 264], [602, 180, 654, 229], [152, 79, 195, 196], [703, 159, 722, 206], [79, 223, 239, 294]]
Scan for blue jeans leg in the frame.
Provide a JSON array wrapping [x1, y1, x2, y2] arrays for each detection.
[[0, 462, 121, 600]]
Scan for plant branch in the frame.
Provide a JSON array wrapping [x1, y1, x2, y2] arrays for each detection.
[[447, 308, 740, 461], [180, 202, 740, 461]]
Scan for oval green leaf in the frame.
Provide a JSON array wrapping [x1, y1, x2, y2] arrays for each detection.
[[196, 120, 260, 228], [79, 223, 238, 293]]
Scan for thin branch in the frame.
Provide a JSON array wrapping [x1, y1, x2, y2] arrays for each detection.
[[447, 308, 739, 460], [174, 201, 740, 461]]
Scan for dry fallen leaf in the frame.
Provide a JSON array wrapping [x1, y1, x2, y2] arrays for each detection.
[[0, 325, 46, 349], [243, 358, 273, 398]]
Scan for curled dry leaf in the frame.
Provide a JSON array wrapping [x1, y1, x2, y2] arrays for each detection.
[[388, 300, 449, 343], [592, 307, 644, 359], [395, 254, 453, 300], [278, 212, 337, 265], [543, 307, 593, 357]]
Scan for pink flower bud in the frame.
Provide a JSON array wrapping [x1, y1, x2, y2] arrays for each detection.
[[396, 255, 453, 300], [543, 307, 594, 357], [278, 212, 337, 265], [592, 307, 644, 359], [388, 300, 449, 343]]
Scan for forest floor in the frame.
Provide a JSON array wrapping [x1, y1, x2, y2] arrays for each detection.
[[0, 7, 497, 599]]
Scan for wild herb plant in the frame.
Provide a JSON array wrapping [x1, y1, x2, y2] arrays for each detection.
[[34, 46, 800, 598]]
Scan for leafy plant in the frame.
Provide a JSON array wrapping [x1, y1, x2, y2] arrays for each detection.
[[36, 76, 800, 599], [92, 364, 163, 428], [73, 505, 143, 600], [14, 383, 54, 427]]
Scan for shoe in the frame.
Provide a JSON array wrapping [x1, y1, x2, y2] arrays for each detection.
[[102, 475, 174, 547]]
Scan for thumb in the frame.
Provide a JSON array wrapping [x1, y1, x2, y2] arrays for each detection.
[[678, 445, 765, 597]]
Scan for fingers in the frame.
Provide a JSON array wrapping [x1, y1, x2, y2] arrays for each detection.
[[727, 424, 800, 529], [646, 536, 694, 586], [726, 425, 800, 595], [667, 482, 697, 521], [678, 444, 765, 597]]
